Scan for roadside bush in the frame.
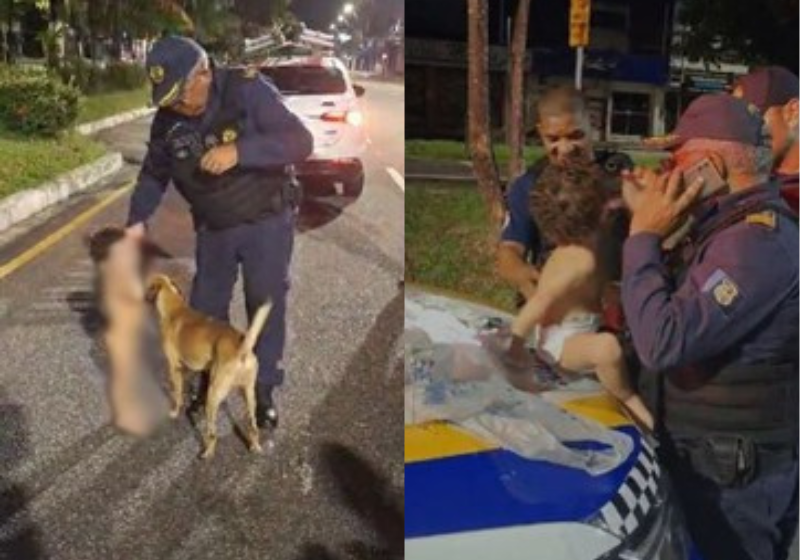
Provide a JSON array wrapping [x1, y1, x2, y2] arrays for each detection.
[[104, 61, 147, 91], [59, 58, 146, 94], [0, 72, 81, 136], [0, 64, 48, 80], [58, 57, 103, 93]]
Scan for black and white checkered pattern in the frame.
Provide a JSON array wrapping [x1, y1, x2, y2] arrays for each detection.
[[597, 437, 662, 538]]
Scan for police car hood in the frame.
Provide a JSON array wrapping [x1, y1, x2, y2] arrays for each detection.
[[405, 288, 654, 540], [405, 289, 634, 476]]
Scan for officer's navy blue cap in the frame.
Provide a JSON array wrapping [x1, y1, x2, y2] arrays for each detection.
[[145, 36, 206, 107], [734, 66, 799, 111], [646, 94, 766, 150]]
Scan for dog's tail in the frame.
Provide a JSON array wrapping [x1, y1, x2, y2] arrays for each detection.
[[240, 301, 273, 357]]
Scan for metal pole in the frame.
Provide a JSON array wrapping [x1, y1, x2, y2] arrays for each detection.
[[575, 46, 584, 90]]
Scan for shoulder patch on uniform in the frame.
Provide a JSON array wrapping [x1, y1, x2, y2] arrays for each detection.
[[746, 210, 776, 229], [702, 268, 741, 309]]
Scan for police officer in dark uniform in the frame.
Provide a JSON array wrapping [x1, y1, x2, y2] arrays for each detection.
[[732, 66, 799, 213], [621, 94, 798, 560], [125, 36, 313, 429], [497, 86, 632, 304]]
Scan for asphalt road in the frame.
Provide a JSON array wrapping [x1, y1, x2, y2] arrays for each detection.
[[0, 80, 404, 560]]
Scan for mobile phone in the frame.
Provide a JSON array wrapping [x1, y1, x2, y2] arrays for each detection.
[[662, 158, 727, 250], [683, 157, 727, 199]]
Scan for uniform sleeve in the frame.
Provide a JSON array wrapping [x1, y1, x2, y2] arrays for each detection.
[[500, 174, 539, 252], [621, 226, 797, 371], [126, 113, 172, 226], [236, 77, 314, 169]]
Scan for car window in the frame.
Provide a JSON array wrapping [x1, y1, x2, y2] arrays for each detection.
[[260, 66, 347, 96]]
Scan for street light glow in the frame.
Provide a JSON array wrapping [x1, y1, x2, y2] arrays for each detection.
[[343, 3, 354, 14]]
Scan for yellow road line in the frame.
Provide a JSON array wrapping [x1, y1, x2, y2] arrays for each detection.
[[0, 182, 134, 281]]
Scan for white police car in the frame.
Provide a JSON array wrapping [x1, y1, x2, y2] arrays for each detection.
[[405, 288, 704, 560], [260, 55, 367, 194]]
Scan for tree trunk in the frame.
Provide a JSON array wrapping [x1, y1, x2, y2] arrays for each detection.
[[508, 0, 531, 180], [467, 0, 504, 228]]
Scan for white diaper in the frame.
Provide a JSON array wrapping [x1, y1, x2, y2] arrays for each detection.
[[535, 313, 601, 366]]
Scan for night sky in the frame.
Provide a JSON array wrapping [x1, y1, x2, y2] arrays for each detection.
[[292, 0, 404, 34]]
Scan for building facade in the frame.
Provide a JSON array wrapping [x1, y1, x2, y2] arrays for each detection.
[[407, 0, 676, 145]]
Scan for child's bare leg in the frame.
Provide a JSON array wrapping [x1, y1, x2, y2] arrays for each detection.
[[105, 325, 147, 435], [560, 332, 654, 429]]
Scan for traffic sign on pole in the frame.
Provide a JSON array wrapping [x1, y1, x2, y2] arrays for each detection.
[[569, 0, 591, 90], [569, 0, 591, 48]]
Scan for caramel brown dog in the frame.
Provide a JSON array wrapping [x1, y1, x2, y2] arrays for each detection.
[[146, 274, 271, 459]]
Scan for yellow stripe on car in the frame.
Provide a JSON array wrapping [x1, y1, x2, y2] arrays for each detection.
[[406, 422, 498, 464], [558, 394, 632, 428]]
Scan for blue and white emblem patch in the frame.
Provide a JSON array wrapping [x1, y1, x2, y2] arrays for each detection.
[[702, 269, 741, 309]]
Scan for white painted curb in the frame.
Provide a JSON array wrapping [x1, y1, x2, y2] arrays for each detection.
[[0, 152, 123, 233], [75, 106, 155, 136]]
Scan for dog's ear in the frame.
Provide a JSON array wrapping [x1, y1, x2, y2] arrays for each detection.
[[144, 275, 162, 303], [166, 277, 184, 297]]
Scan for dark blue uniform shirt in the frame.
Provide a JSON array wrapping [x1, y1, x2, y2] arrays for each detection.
[[622, 183, 799, 372], [127, 67, 313, 225], [500, 166, 543, 257]]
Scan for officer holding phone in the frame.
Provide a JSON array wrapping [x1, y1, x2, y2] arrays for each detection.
[[622, 94, 799, 560]]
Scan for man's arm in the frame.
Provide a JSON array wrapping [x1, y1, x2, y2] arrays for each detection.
[[497, 242, 539, 299], [236, 77, 314, 169], [511, 247, 594, 338], [496, 173, 541, 298], [621, 227, 796, 371], [126, 115, 172, 227]]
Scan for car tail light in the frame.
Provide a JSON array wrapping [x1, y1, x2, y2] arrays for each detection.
[[321, 110, 363, 127]]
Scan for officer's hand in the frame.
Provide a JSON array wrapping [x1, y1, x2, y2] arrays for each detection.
[[200, 144, 238, 175], [126, 222, 146, 240], [629, 168, 704, 237], [621, 168, 648, 212]]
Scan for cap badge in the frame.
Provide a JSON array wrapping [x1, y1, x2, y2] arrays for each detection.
[[149, 65, 165, 85]]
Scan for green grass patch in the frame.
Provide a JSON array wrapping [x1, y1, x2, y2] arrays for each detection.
[[0, 129, 106, 200], [406, 139, 544, 167], [406, 139, 667, 168], [406, 181, 517, 311], [77, 86, 150, 124]]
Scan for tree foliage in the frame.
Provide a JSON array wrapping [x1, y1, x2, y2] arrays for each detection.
[[678, 0, 798, 72]]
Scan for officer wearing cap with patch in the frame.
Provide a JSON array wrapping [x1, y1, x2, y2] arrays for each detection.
[[732, 66, 799, 213], [125, 36, 313, 430], [622, 94, 798, 560]]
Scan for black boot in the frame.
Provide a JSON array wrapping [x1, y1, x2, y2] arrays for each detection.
[[256, 384, 278, 429]]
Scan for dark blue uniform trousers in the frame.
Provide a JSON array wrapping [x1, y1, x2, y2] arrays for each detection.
[[189, 209, 294, 388], [666, 441, 798, 560]]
